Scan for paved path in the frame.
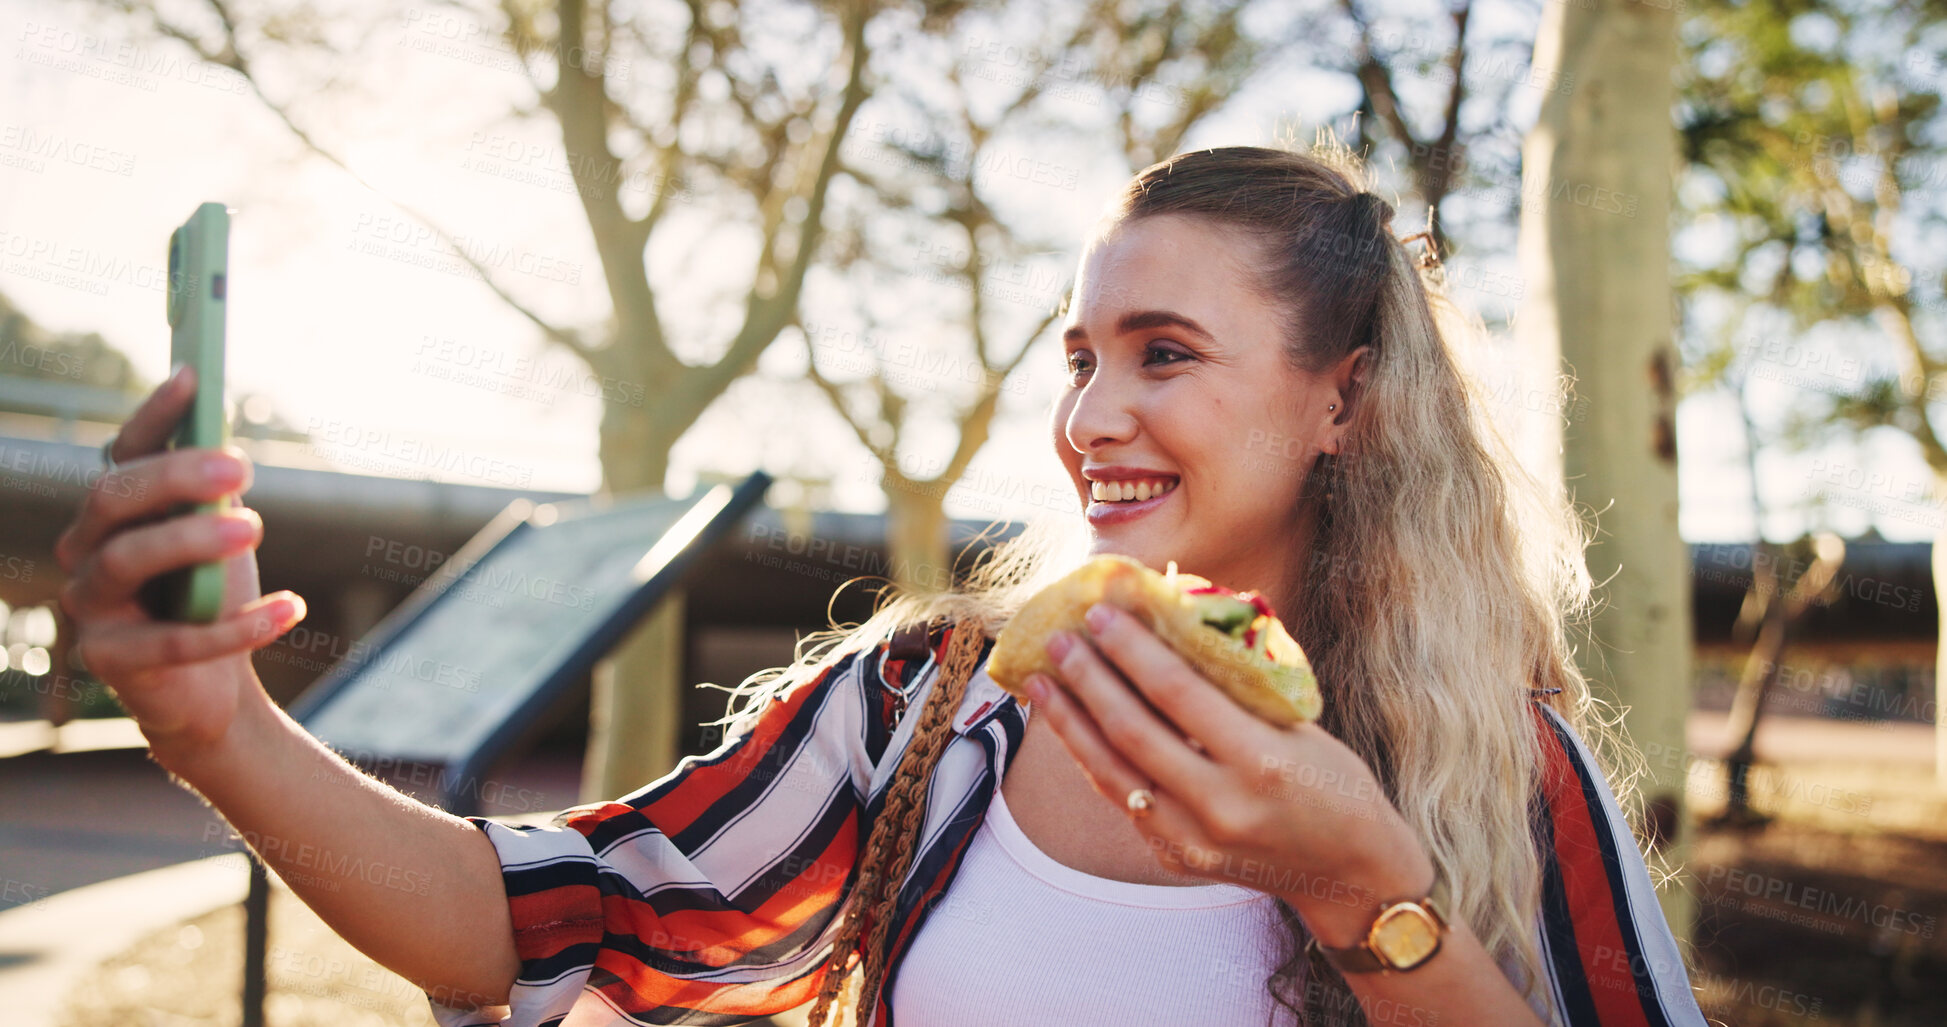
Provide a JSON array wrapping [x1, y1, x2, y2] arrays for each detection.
[[0, 740, 582, 1026], [1687, 711, 1935, 766], [0, 854, 250, 1026], [0, 746, 230, 915]]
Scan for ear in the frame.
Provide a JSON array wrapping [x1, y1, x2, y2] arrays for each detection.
[[1319, 345, 1372, 456]]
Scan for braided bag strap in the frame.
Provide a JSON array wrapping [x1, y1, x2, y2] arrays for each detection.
[[804, 617, 986, 1027], [854, 620, 985, 1004]]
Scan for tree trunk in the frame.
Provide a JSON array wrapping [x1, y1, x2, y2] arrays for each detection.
[[582, 589, 687, 801], [600, 401, 675, 497], [1516, 0, 1693, 937], [579, 413, 684, 802], [885, 482, 953, 594], [1935, 522, 1947, 785], [1722, 556, 1786, 820], [1721, 535, 1842, 816]]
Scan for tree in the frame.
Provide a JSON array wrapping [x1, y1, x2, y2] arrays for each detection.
[[93, 0, 879, 796], [795, 0, 1264, 590], [1276, 0, 1575, 273], [1673, 0, 1947, 780], [1718, 366, 1846, 822], [1514, 0, 1692, 937], [798, 0, 1553, 592], [1321, 0, 1484, 253]]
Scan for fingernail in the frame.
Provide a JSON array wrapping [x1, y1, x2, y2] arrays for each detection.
[[1025, 674, 1050, 702], [1084, 603, 1112, 632], [203, 453, 241, 484], [1045, 631, 1074, 660], [169, 362, 189, 385], [267, 595, 302, 623]]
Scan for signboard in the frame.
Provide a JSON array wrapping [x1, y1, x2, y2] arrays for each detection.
[[285, 472, 772, 814]]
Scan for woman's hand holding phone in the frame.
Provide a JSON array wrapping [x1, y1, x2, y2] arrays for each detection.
[[52, 363, 308, 763], [52, 366, 521, 1009]]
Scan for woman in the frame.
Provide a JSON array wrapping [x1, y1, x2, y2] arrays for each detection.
[[54, 143, 1705, 1026]]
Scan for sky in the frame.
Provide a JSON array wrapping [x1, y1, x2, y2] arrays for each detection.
[[1, 0, 1931, 546]]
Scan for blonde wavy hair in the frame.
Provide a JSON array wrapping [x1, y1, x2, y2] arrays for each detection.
[[711, 139, 1648, 1027]]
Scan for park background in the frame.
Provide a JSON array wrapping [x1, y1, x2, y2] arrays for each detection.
[[1, 0, 1944, 1023]]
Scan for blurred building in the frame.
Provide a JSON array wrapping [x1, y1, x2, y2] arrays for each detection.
[[0, 399, 1024, 755], [1692, 539, 1937, 726], [1, 397, 1938, 763]]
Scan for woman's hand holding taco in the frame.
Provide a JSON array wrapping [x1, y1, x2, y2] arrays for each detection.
[[1007, 570, 1437, 951]]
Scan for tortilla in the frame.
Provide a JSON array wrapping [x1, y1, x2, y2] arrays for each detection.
[[987, 554, 1323, 726]]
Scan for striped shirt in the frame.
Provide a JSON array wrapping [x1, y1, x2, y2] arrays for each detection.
[[428, 623, 1707, 1027]]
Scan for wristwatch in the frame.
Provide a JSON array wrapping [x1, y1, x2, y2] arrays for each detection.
[[1310, 865, 1451, 974]]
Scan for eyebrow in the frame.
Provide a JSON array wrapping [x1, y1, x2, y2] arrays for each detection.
[[1062, 309, 1216, 346]]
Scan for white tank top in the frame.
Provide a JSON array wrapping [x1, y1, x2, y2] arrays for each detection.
[[889, 783, 1301, 1026]]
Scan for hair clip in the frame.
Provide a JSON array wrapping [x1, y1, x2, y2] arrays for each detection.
[[1395, 208, 1443, 270], [1395, 232, 1439, 270]]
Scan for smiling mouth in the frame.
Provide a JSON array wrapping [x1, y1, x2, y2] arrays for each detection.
[[1088, 477, 1179, 503]]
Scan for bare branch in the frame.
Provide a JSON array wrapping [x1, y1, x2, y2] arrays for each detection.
[[126, 0, 593, 362], [687, 0, 875, 407], [550, 0, 662, 362], [1423, 0, 1472, 232], [1338, 0, 1422, 159], [802, 328, 894, 465]]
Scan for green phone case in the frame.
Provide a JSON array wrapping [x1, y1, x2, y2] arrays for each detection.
[[144, 202, 232, 623]]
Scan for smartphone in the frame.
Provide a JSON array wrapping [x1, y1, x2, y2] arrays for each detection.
[[139, 202, 233, 623]]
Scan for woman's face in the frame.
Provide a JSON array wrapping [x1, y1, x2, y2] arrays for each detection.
[[1051, 213, 1355, 611]]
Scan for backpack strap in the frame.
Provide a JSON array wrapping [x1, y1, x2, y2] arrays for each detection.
[[889, 618, 938, 661], [879, 618, 944, 729]]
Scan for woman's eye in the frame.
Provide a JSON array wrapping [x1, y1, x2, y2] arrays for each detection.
[[1144, 343, 1190, 366], [1064, 343, 1188, 380]]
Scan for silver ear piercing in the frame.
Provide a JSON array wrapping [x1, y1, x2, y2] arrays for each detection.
[[1328, 403, 1337, 411]]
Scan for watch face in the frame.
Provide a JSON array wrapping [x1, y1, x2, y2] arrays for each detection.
[[1371, 904, 1442, 968]]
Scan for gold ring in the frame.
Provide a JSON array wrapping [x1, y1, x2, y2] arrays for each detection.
[[1125, 787, 1155, 818]]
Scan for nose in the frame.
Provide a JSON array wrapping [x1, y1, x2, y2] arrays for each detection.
[[1061, 366, 1140, 456]]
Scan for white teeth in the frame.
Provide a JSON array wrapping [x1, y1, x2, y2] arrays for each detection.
[[1089, 478, 1177, 503]]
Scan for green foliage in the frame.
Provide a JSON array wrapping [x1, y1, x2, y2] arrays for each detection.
[[1676, 0, 1947, 476], [0, 290, 147, 394]]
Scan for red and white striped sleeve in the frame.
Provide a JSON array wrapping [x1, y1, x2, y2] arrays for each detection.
[[426, 642, 900, 1027], [1528, 702, 1709, 1027]]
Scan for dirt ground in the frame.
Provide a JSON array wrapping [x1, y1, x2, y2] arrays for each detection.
[[57, 890, 442, 1027], [1688, 820, 1947, 1025]]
